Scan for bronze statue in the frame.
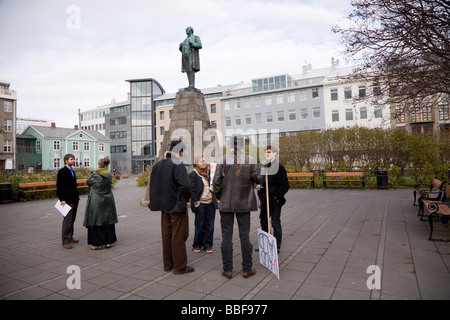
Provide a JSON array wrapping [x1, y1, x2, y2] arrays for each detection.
[[179, 26, 202, 90]]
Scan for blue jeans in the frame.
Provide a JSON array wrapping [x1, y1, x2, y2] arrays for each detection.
[[220, 211, 253, 273], [193, 202, 216, 250]]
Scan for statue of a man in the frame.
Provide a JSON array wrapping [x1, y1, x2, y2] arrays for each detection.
[[179, 26, 202, 89]]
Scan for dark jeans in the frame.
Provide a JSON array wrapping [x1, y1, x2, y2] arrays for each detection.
[[259, 197, 282, 249], [220, 211, 253, 273], [62, 200, 79, 245], [161, 211, 189, 273], [193, 202, 216, 250]]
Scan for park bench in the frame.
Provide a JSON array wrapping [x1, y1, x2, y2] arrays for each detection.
[[323, 171, 365, 189], [421, 185, 450, 240], [18, 179, 88, 201], [413, 178, 445, 206], [287, 172, 315, 188]]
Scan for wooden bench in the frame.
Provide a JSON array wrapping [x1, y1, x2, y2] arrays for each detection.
[[421, 185, 450, 240], [18, 179, 88, 201], [323, 171, 365, 189], [287, 172, 315, 188], [413, 178, 445, 206]]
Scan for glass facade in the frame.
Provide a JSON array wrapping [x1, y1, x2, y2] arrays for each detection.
[[127, 79, 164, 173]]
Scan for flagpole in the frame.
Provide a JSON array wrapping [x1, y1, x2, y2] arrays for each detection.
[[265, 173, 270, 235]]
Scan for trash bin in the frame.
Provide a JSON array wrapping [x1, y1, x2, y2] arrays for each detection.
[[0, 182, 13, 204], [376, 169, 388, 189]]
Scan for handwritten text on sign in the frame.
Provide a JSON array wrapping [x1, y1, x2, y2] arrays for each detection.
[[258, 229, 279, 279]]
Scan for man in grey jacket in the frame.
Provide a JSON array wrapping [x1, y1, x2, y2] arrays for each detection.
[[149, 138, 194, 275], [213, 134, 261, 279]]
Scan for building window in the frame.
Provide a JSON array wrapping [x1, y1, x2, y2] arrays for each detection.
[[374, 106, 383, 119], [225, 117, 231, 127], [287, 91, 295, 103], [373, 84, 381, 96], [344, 87, 352, 99], [254, 96, 261, 107], [276, 93, 284, 104], [235, 116, 241, 126], [360, 107, 368, 120], [160, 111, 164, 120], [243, 98, 250, 108], [84, 157, 90, 168], [111, 145, 127, 153], [3, 119, 12, 132], [53, 157, 60, 169], [4, 101, 12, 112], [395, 106, 405, 123], [3, 140, 12, 152], [439, 104, 449, 120], [299, 90, 307, 101], [110, 116, 127, 126], [211, 121, 217, 128], [358, 86, 366, 98], [210, 104, 216, 113], [110, 131, 127, 139], [266, 112, 273, 123], [332, 110, 339, 122], [53, 140, 60, 151], [160, 126, 165, 135], [99, 143, 104, 152], [346, 108, 353, 121], [312, 88, 319, 99], [300, 108, 308, 120], [36, 140, 41, 151], [84, 142, 90, 151], [255, 113, 262, 124], [265, 95, 272, 106], [330, 89, 338, 101], [72, 141, 79, 151], [288, 110, 296, 120], [224, 101, 230, 110], [233, 99, 240, 109], [245, 115, 251, 125], [313, 107, 320, 118], [277, 111, 284, 121]]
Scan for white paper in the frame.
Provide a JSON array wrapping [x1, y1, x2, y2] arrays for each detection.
[[258, 228, 280, 279], [55, 200, 71, 217]]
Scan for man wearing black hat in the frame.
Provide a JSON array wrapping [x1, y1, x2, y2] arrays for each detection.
[[149, 138, 194, 274]]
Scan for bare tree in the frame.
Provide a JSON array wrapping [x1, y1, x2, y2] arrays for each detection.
[[332, 0, 450, 108]]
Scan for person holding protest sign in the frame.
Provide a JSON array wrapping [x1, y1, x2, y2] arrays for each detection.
[[257, 145, 289, 253], [213, 134, 261, 279]]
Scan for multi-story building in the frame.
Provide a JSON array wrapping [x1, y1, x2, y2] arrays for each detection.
[[79, 101, 113, 135], [20, 124, 111, 171], [0, 80, 17, 171]]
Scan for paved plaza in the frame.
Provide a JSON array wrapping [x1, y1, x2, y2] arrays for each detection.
[[0, 176, 449, 302]]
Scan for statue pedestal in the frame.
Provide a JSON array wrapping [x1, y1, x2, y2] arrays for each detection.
[[158, 90, 212, 164]]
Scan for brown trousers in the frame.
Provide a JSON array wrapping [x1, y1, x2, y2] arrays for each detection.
[[161, 211, 189, 273]]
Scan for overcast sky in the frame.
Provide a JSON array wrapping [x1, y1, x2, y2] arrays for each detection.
[[0, 0, 353, 128]]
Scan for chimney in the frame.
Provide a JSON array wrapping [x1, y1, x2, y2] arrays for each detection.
[[74, 125, 79, 130], [51, 122, 56, 128]]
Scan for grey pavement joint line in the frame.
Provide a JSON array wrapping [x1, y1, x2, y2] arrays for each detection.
[[242, 197, 352, 300]]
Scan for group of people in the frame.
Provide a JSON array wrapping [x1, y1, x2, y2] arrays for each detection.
[[57, 154, 118, 251], [149, 134, 289, 279], [56, 134, 290, 280]]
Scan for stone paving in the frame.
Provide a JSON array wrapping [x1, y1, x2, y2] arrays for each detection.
[[0, 176, 449, 301]]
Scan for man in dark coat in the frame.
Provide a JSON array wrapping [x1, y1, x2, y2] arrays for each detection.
[[149, 139, 194, 274], [258, 145, 290, 253], [57, 154, 80, 249]]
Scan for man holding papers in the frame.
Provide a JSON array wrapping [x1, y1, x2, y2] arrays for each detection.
[[57, 154, 80, 249]]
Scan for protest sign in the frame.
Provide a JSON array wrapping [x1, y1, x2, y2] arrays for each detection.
[[257, 228, 279, 279]]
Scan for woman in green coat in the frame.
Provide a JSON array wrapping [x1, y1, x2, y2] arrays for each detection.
[[83, 158, 118, 250]]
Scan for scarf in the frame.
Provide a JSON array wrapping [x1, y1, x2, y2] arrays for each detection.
[[96, 167, 109, 178], [194, 164, 209, 181]]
